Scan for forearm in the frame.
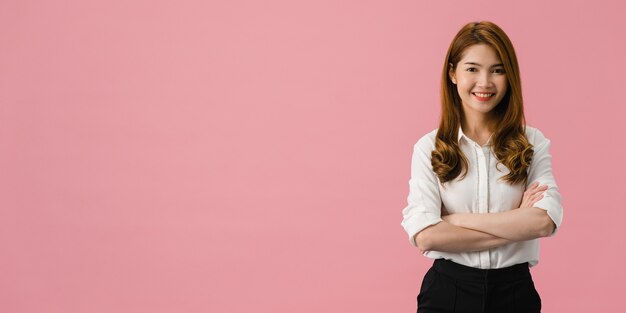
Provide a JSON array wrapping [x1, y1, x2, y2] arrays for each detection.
[[446, 207, 555, 241], [415, 221, 514, 253]]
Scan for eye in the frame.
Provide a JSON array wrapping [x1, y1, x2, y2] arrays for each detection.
[[493, 68, 506, 74], [466, 67, 477, 72]]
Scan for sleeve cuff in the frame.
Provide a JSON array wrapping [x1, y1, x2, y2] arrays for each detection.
[[533, 196, 563, 237], [401, 211, 443, 247]]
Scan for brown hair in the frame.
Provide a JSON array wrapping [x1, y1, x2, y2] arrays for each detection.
[[432, 21, 533, 185]]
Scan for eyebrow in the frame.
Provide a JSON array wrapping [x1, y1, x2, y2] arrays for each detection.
[[463, 62, 504, 68]]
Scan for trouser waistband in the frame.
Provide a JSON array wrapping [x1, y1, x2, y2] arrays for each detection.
[[433, 258, 531, 283]]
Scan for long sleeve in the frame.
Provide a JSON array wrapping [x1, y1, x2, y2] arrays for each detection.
[[526, 129, 564, 236], [401, 137, 443, 247]]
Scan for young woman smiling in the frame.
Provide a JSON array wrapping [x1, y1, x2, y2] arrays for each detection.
[[401, 21, 563, 313]]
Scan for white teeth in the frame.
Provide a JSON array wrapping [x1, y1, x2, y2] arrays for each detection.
[[473, 93, 494, 97]]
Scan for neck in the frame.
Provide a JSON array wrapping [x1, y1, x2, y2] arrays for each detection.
[[461, 112, 496, 136]]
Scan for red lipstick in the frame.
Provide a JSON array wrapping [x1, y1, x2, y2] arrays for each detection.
[[472, 92, 494, 102]]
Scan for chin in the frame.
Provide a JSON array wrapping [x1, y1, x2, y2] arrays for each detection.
[[470, 104, 497, 113]]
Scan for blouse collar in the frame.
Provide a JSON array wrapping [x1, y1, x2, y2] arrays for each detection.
[[457, 126, 493, 147]]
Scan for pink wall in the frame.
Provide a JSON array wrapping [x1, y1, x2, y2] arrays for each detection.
[[1, 0, 624, 312]]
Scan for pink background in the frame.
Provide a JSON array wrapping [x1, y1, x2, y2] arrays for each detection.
[[1, 0, 624, 312]]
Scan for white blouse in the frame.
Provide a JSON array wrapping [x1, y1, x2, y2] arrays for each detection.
[[401, 125, 563, 269]]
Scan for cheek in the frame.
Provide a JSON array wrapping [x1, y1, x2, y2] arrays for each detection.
[[457, 84, 471, 97], [457, 78, 474, 92], [498, 77, 508, 90]]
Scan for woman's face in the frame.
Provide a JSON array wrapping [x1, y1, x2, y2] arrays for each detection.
[[449, 44, 508, 118]]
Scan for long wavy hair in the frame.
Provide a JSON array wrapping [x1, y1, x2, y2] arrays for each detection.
[[432, 21, 533, 186]]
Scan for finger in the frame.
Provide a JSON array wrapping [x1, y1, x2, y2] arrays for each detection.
[[532, 184, 547, 192], [532, 191, 545, 198], [533, 189, 546, 195], [526, 194, 541, 205], [527, 195, 539, 205], [526, 184, 544, 195], [532, 194, 544, 202]]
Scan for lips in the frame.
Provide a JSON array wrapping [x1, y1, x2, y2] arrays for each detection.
[[472, 92, 495, 101], [472, 92, 495, 97]]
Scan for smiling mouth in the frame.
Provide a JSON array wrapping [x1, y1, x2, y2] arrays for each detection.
[[472, 92, 496, 102], [472, 92, 495, 98]]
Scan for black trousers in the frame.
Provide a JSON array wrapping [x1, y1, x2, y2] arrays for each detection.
[[417, 259, 541, 313]]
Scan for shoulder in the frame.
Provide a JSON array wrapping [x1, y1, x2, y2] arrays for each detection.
[[414, 128, 438, 152], [524, 125, 551, 147]]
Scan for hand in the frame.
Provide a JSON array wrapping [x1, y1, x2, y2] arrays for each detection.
[[520, 181, 547, 208]]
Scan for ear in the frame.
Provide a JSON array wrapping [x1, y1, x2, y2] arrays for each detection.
[[448, 62, 456, 84]]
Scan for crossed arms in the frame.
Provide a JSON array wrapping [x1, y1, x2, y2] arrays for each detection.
[[414, 205, 555, 254], [403, 129, 563, 254]]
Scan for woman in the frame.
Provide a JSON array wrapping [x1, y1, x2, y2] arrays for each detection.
[[401, 21, 563, 313]]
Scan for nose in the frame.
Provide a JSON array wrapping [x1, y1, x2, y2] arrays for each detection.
[[477, 72, 494, 87]]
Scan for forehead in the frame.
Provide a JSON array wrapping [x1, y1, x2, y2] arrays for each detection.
[[459, 44, 502, 65]]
